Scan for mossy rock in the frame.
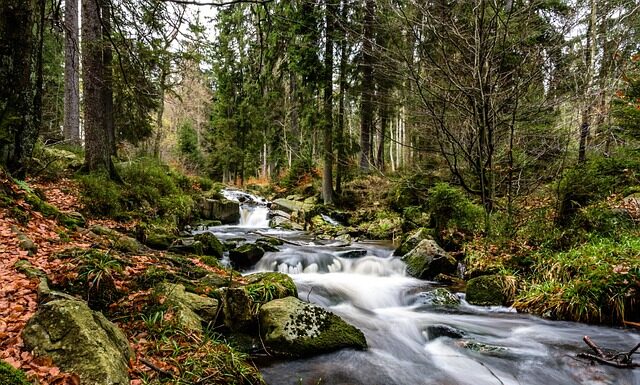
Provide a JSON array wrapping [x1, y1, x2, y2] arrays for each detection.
[[0, 360, 33, 385], [402, 239, 457, 280], [259, 296, 367, 357], [114, 235, 142, 253], [415, 288, 460, 307], [229, 243, 265, 270], [394, 228, 432, 256], [154, 283, 219, 333], [22, 300, 132, 385], [25, 193, 84, 229], [138, 223, 178, 250], [465, 274, 508, 306], [218, 287, 256, 332], [194, 232, 223, 259], [244, 272, 297, 303]]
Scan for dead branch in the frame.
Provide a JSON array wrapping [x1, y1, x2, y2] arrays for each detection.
[[577, 336, 640, 369]]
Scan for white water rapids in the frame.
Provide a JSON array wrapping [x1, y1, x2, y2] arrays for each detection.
[[204, 191, 640, 385]]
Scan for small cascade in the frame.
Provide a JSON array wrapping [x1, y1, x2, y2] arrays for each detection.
[[222, 189, 270, 228], [320, 213, 340, 226]]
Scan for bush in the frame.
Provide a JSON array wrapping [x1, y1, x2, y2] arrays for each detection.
[[388, 171, 437, 211], [426, 183, 483, 238], [281, 156, 315, 188], [557, 150, 640, 224], [78, 172, 123, 216]]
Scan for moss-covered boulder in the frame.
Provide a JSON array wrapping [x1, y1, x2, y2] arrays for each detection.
[[154, 283, 219, 333], [218, 287, 256, 332], [259, 296, 367, 357], [244, 272, 298, 303], [194, 232, 223, 258], [168, 239, 204, 256], [271, 198, 313, 214], [138, 223, 178, 250], [394, 228, 432, 256], [402, 239, 457, 280], [229, 243, 265, 270], [465, 274, 509, 306], [0, 360, 32, 385], [22, 300, 132, 385]]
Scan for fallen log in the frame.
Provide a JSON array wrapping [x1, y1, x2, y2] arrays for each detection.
[[577, 336, 640, 369]]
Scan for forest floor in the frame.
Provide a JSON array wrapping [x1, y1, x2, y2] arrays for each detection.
[[0, 175, 250, 385]]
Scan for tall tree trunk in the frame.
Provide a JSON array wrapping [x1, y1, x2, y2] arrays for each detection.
[[335, 0, 348, 194], [322, 0, 334, 204], [153, 70, 167, 159], [0, 0, 37, 178], [578, 0, 597, 164], [82, 0, 112, 173], [102, 2, 115, 160], [64, 0, 80, 143], [359, 0, 375, 171]]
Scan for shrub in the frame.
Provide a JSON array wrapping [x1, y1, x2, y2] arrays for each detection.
[[77, 173, 123, 216], [426, 183, 483, 238], [557, 150, 640, 224], [281, 156, 315, 188]]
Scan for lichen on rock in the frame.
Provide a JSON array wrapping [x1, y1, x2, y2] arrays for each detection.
[[259, 296, 367, 357]]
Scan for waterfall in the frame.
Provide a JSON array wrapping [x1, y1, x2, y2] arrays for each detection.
[[222, 189, 270, 228]]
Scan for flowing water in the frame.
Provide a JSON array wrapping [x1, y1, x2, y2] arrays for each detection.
[[203, 192, 640, 385]]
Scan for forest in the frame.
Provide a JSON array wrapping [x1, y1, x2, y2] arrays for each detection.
[[1, 0, 640, 384]]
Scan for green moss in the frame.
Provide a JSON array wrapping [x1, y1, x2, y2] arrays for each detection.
[[194, 232, 223, 258], [466, 274, 509, 306], [244, 272, 297, 303], [0, 360, 33, 385]]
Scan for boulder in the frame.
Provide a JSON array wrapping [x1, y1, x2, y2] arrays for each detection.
[[256, 237, 284, 246], [244, 272, 298, 302], [414, 288, 460, 307], [335, 249, 367, 259], [219, 287, 256, 331], [269, 215, 304, 231], [22, 300, 132, 385], [168, 239, 204, 256], [402, 239, 457, 280], [259, 296, 367, 357], [113, 235, 142, 253], [465, 274, 509, 306], [424, 324, 465, 340], [271, 198, 313, 214], [394, 228, 432, 256], [194, 232, 224, 258], [229, 243, 265, 270], [138, 224, 178, 250], [198, 198, 240, 224], [155, 283, 219, 333], [255, 239, 280, 252]]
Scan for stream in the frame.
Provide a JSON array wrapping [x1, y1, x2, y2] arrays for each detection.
[[201, 190, 640, 385]]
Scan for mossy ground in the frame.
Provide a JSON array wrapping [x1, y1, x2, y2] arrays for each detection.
[[0, 360, 32, 385]]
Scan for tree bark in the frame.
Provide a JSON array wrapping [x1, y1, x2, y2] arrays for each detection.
[[359, 0, 375, 171], [335, 0, 348, 194], [0, 0, 37, 178], [82, 0, 113, 173], [64, 0, 80, 143], [578, 0, 597, 164], [322, 0, 334, 204]]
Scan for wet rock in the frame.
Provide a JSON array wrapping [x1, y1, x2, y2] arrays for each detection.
[[255, 239, 280, 252], [198, 198, 240, 224], [402, 239, 457, 280], [22, 299, 132, 385], [415, 288, 460, 307], [194, 232, 224, 258], [219, 287, 256, 331], [466, 274, 508, 306], [335, 249, 367, 259], [259, 296, 367, 357], [223, 240, 238, 251], [457, 340, 508, 355], [269, 215, 304, 231], [155, 283, 219, 333], [425, 324, 465, 340], [394, 228, 432, 256], [229, 243, 265, 270], [256, 237, 284, 246], [267, 210, 291, 220]]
